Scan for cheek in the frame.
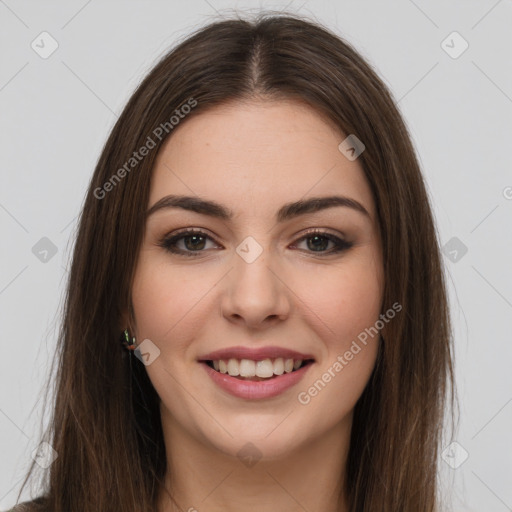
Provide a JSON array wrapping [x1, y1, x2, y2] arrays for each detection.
[[296, 339, 378, 428], [294, 261, 382, 418], [292, 257, 383, 404], [295, 271, 382, 419], [296, 259, 383, 343], [131, 263, 174, 338], [131, 253, 211, 340]]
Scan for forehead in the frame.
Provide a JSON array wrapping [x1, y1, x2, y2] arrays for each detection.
[[148, 99, 376, 222]]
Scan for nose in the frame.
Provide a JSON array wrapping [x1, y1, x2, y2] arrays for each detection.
[[220, 246, 291, 330]]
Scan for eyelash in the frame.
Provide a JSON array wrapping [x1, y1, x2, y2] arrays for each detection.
[[157, 228, 353, 258]]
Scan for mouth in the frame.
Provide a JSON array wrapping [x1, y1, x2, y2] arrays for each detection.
[[203, 357, 315, 382], [197, 347, 316, 399]]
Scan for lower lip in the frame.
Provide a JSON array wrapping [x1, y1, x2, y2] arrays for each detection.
[[201, 361, 313, 400]]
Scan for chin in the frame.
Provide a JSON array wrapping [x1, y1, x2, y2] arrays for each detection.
[[198, 415, 315, 461]]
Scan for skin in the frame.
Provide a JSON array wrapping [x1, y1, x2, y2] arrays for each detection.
[[128, 98, 384, 512]]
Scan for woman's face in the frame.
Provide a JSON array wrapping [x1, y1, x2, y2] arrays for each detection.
[[130, 98, 384, 459]]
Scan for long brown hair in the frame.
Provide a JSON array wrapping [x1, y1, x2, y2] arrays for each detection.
[[14, 11, 456, 512]]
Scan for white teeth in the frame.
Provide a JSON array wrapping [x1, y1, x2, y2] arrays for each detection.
[[210, 357, 305, 378], [256, 359, 274, 378], [239, 359, 256, 377], [273, 357, 284, 375], [227, 358, 240, 376]]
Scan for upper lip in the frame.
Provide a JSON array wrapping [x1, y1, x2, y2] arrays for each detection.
[[198, 346, 315, 361]]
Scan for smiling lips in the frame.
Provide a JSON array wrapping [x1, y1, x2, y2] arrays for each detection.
[[198, 346, 315, 399]]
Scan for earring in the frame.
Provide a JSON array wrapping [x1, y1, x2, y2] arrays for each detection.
[[120, 328, 137, 351]]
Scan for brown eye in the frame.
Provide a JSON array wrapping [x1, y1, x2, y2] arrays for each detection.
[[158, 229, 219, 257], [293, 230, 353, 255]]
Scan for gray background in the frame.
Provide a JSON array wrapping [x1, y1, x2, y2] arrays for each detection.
[[1, 0, 511, 510]]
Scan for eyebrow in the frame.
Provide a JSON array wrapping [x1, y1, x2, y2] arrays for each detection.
[[146, 194, 371, 222]]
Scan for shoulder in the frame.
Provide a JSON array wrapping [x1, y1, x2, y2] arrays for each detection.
[[4, 497, 48, 512], [4, 505, 29, 512], [4, 504, 29, 512]]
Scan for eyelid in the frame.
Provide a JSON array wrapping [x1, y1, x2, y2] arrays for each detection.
[[161, 226, 348, 243], [297, 226, 348, 240], [157, 227, 353, 257]]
